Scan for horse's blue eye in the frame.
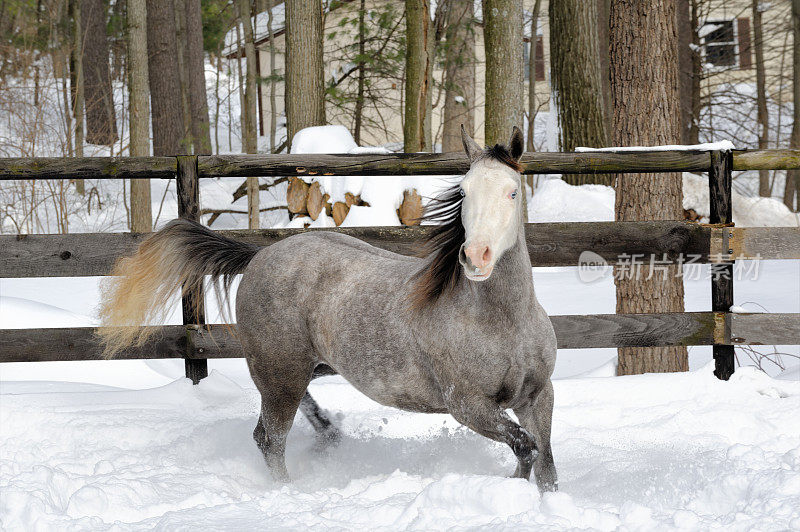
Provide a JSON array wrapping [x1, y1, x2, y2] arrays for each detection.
[[510, 190, 518, 199], [459, 188, 466, 197]]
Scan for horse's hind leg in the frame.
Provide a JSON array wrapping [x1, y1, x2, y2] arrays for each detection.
[[299, 392, 341, 446], [514, 381, 558, 492]]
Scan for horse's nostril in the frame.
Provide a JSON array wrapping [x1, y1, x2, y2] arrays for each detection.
[[459, 244, 468, 264], [482, 247, 492, 264]]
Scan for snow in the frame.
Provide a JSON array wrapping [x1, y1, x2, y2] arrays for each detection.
[[2, 361, 799, 530], [575, 140, 737, 152]]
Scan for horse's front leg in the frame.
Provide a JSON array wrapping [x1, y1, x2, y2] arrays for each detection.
[[513, 380, 558, 492], [443, 385, 539, 480]]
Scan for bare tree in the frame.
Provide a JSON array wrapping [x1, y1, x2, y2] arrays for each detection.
[[81, 0, 117, 146], [526, 0, 542, 152], [237, 0, 259, 229], [184, 0, 212, 154], [753, 0, 770, 196], [610, 0, 688, 375], [404, 0, 434, 152], [128, 0, 151, 232], [146, 0, 186, 156], [549, 0, 609, 185], [266, 0, 279, 152], [285, 0, 326, 143], [69, 0, 85, 193], [786, 0, 800, 210], [442, 0, 476, 152], [483, 0, 523, 146]]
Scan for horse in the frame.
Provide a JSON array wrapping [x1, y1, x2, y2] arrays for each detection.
[[97, 126, 558, 492]]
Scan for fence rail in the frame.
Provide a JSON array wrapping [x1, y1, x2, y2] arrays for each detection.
[[3, 312, 798, 364], [1, 149, 799, 180], [1, 148, 799, 382]]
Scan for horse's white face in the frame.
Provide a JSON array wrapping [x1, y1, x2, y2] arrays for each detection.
[[458, 127, 525, 281]]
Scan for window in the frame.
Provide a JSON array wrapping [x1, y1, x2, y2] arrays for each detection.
[[703, 20, 737, 67]]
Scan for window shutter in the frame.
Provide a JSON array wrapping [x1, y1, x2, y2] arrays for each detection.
[[535, 35, 545, 81], [737, 17, 752, 69]]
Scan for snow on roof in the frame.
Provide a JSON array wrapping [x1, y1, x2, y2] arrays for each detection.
[[223, 3, 286, 57]]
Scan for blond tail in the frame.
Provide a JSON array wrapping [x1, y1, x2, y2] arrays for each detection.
[[96, 219, 260, 358]]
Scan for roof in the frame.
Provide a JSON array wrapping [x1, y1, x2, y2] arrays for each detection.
[[222, 3, 286, 57]]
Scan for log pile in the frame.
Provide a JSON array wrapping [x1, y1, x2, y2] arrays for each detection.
[[286, 179, 424, 228]]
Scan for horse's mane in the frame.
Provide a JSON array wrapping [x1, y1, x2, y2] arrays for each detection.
[[410, 144, 521, 308]]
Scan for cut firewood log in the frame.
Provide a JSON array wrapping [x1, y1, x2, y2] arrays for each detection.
[[331, 201, 350, 226], [398, 188, 423, 226], [287, 177, 310, 214], [345, 192, 359, 207], [307, 181, 330, 221]]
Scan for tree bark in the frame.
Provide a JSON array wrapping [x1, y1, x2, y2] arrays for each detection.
[[442, 0, 476, 153], [173, 0, 192, 152], [549, 0, 609, 185], [786, 0, 800, 211], [354, 0, 367, 145], [266, 0, 278, 152], [238, 0, 260, 229], [677, 0, 693, 145], [526, 0, 542, 152], [81, 0, 117, 146], [688, 0, 702, 144], [404, 0, 434, 152], [127, 0, 152, 232], [184, 0, 212, 154], [70, 0, 85, 193], [596, 0, 612, 139], [285, 0, 326, 145], [610, 0, 688, 375], [753, 0, 770, 197], [146, 0, 186, 156], [483, 0, 523, 146]]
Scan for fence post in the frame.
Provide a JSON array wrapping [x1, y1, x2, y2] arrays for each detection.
[[709, 150, 735, 380], [176, 155, 208, 384]]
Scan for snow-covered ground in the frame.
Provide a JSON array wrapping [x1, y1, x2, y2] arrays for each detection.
[[2, 359, 799, 530]]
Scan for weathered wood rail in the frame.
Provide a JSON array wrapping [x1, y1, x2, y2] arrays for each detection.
[[1, 148, 799, 382]]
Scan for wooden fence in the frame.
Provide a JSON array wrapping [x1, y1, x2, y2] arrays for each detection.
[[2, 149, 799, 383]]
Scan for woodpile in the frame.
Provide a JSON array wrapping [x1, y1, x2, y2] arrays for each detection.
[[289, 180, 423, 227]]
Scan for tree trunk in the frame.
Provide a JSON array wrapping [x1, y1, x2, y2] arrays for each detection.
[[753, 0, 770, 197], [610, 0, 688, 375], [483, 0, 523, 146], [81, 0, 117, 146], [596, 0, 612, 140], [688, 0, 702, 144], [404, 0, 434, 152], [354, 0, 367, 145], [526, 0, 542, 152], [266, 0, 278, 152], [549, 0, 609, 185], [285, 0, 326, 145], [677, 0, 693, 144], [70, 0, 85, 193], [786, 0, 800, 211], [238, 0, 260, 229], [442, 0, 476, 153], [184, 0, 212, 154], [173, 0, 192, 153], [146, 0, 186, 156], [127, 0, 152, 232]]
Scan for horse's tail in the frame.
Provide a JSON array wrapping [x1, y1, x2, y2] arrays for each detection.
[[97, 218, 260, 358]]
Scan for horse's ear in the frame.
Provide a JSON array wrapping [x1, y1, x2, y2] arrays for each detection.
[[461, 124, 482, 162], [508, 126, 524, 161]]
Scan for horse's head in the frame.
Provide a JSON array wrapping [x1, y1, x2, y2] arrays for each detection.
[[457, 126, 524, 281]]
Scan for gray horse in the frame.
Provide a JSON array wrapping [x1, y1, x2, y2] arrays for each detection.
[[98, 126, 558, 492]]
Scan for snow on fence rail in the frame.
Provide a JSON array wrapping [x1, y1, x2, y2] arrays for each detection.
[[1, 149, 799, 383]]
